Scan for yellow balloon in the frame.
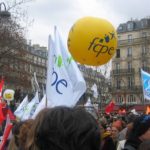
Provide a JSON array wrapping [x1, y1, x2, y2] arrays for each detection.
[[67, 17, 118, 66]]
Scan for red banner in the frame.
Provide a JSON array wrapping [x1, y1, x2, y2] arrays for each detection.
[[105, 101, 115, 114]]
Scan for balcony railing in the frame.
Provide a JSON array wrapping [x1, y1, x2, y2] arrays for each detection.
[[140, 67, 150, 73], [111, 68, 135, 75], [118, 36, 150, 46], [111, 85, 142, 93]]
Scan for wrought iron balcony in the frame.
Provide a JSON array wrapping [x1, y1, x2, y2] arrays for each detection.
[[118, 36, 150, 46], [111, 68, 135, 76], [111, 85, 142, 93], [141, 67, 150, 73]]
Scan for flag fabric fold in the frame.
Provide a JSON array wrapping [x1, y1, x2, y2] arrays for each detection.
[[0, 123, 13, 150], [21, 91, 39, 121], [141, 69, 150, 100], [0, 102, 5, 125], [0, 115, 13, 150], [146, 105, 150, 114], [34, 72, 40, 92], [46, 27, 86, 107], [84, 97, 93, 112], [105, 100, 115, 114], [32, 94, 48, 119], [91, 83, 98, 98], [0, 78, 4, 100], [14, 95, 29, 119]]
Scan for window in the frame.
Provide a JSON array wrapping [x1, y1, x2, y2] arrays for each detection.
[[116, 49, 120, 58], [141, 19, 148, 28], [128, 95, 136, 104], [117, 96, 123, 104], [142, 61, 147, 68], [115, 63, 120, 74], [127, 23, 133, 31], [128, 35, 132, 42], [118, 36, 121, 40], [140, 95, 144, 104], [142, 32, 147, 38], [127, 47, 132, 57], [128, 77, 133, 88], [118, 26, 123, 30], [116, 63, 120, 70], [142, 45, 146, 55], [116, 79, 121, 89], [34, 56, 37, 63], [127, 62, 132, 71]]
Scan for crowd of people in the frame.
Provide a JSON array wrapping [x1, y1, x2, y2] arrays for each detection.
[[0, 103, 150, 150]]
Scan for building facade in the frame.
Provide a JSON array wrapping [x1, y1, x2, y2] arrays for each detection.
[[78, 65, 111, 110], [111, 18, 150, 108], [0, 43, 47, 99]]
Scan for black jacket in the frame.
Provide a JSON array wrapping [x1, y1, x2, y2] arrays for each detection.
[[123, 138, 142, 150]]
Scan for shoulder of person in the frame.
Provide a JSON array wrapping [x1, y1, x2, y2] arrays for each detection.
[[123, 145, 136, 150]]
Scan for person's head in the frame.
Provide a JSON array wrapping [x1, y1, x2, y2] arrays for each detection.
[[26, 106, 101, 150], [106, 126, 111, 133], [128, 115, 150, 141], [12, 121, 25, 147], [111, 120, 123, 140], [126, 113, 139, 125], [18, 119, 34, 149]]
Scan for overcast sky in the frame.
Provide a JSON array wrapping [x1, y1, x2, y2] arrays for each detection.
[[24, 0, 150, 47]]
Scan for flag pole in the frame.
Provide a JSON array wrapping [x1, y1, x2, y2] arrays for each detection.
[[45, 98, 47, 107], [45, 35, 51, 108]]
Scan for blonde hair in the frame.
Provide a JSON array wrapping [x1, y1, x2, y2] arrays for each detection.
[[25, 108, 49, 150]]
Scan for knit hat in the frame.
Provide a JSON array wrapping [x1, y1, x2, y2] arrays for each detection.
[[132, 115, 150, 137]]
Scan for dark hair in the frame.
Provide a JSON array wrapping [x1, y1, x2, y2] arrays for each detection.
[[126, 113, 139, 124], [128, 115, 150, 139], [26, 106, 100, 150]]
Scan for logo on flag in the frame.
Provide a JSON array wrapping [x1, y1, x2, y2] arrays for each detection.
[[14, 95, 29, 119], [46, 27, 86, 107], [21, 91, 39, 120]]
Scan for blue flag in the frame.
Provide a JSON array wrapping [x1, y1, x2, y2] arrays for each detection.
[[141, 69, 150, 100]]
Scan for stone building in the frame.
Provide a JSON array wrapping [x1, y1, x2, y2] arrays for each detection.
[[78, 65, 111, 110], [0, 43, 47, 99], [111, 18, 150, 109]]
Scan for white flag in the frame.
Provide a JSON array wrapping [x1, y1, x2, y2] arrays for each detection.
[[34, 72, 40, 91], [31, 77, 35, 92], [32, 94, 50, 119], [46, 27, 86, 107], [21, 91, 39, 121], [130, 109, 138, 115], [84, 97, 97, 118], [91, 83, 98, 98], [84, 97, 93, 110], [14, 95, 29, 119]]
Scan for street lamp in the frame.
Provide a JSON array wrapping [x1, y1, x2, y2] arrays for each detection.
[[0, 2, 11, 18]]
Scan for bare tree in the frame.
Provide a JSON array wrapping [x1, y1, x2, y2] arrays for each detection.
[[0, 0, 33, 58], [0, 1, 33, 89]]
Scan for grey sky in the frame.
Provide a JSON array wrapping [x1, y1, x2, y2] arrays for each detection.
[[22, 0, 150, 47]]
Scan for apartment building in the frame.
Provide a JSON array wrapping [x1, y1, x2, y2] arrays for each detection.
[[0, 43, 47, 96], [111, 18, 150, 108]]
